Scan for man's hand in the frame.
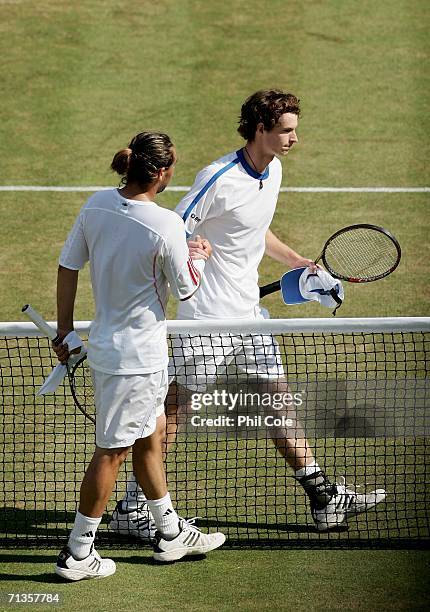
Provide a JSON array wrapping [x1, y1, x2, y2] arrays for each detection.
[[188, 234, 212, 260], [289, 256, 319, 273], [52, 329, 80, 364]]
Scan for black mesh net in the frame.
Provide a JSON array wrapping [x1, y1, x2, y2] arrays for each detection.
[[0, 325, 429, 549]]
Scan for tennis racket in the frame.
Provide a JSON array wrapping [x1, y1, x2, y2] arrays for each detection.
[[22, 304, 95, 424], [66, 354, 95, 425], [260, 224, 401, 299]]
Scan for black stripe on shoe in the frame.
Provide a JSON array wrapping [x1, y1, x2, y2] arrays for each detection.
[[89, 556, 101, 571], [185, 532, 200, 547], [183, 532, 194, 545]]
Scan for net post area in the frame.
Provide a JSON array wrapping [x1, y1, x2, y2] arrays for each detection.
[[0, 318, 429, 549]]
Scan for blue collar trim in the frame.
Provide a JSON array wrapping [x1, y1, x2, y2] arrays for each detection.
[[237, 148, 270, 181]]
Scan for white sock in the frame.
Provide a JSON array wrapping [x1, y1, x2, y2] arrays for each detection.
[[122, 474, 147, 511], [68, 511, 102, 560], [295, 460, 321, 480], [146, 493, 180, 539]]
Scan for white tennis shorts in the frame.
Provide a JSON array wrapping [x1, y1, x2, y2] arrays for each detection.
[[91, 368, 168, 449], [168, 307, 285, 391]]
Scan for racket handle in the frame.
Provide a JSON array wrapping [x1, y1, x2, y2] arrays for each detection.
[[22, 304, 61, 344], [259, 280, 281, 299]]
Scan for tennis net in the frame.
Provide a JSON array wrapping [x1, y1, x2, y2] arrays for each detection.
[[1, 317, 429, 548]]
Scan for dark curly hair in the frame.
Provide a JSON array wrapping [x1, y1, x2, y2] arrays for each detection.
[[238, 89, 301, 141], [111, 132, 175, 187]]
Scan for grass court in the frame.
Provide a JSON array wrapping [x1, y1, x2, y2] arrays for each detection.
[[0, 1, 429, 610]]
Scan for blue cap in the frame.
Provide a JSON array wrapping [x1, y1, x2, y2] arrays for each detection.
[[280, 267, 344, 309]]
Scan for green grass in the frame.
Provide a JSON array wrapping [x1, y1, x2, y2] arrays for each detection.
[[1, 549, 429, 612], [1, 0, 429, 609], [1, 0, 428, 187], [1, 191, 429, 321]]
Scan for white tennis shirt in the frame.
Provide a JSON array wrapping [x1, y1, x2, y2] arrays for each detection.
[[59, 189, 200, 374], [175, 149, 282, 319]]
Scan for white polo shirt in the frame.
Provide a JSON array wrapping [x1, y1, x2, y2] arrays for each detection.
[[175, 149, 282, 319], [60, 189, 200, 374]]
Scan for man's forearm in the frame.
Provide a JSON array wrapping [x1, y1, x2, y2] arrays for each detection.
[[265, 229, 317, 270], [57, 265, 79, 336], [265, 229, 302, 266]]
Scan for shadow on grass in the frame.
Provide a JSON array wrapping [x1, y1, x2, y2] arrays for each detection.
[[0, 570, 64, 584], [1, 507, 428, 551], [0, 507, 332, 535], [0, 551, 208, 584]]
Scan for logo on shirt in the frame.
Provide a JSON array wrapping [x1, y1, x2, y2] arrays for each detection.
[[190, 213, 201, 222]]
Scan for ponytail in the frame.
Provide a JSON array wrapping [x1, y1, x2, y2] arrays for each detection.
[[111, 133, 174, 188], [111, 148, 132, 175]]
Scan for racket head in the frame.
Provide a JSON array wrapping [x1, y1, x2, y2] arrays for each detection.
[[67, 355, 96, 424], [320, 224, 401, 283]]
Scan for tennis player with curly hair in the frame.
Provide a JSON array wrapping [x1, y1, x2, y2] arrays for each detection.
[[112, 91, 386, 540]]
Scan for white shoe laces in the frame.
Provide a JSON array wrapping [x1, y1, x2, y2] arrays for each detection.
[[336, 476, 362, 496], [180, 517, 202, 532]]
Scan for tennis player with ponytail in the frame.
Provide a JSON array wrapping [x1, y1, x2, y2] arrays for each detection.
[[52, 132, 225, 581]]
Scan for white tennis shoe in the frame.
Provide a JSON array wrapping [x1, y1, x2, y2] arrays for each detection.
[[109, 501, 156, 542], [153, 518, 226, 562], [313, 477, 386, 531], [55, 545, 116, 581]]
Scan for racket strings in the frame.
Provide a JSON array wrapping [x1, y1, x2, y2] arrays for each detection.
[[324, 228, 399, 279]]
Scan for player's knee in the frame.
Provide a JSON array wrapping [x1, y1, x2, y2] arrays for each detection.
[[95, 445, 130, 467], [111, 449, 130, 468], [156, 413, 167, 444]]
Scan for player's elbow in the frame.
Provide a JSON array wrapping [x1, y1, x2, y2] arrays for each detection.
[[179, 284, 201, 301], [58, 264, 80, 275], [179, 274, 202, 301]]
